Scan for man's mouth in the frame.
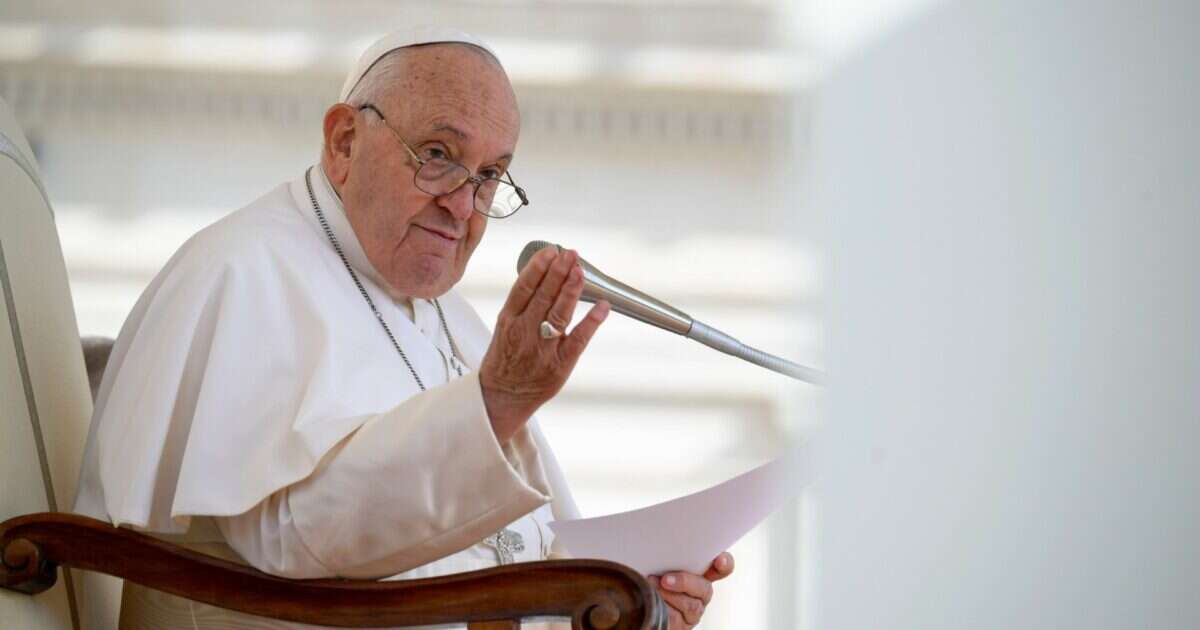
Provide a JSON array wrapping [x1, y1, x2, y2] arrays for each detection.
[[415, 225, 461, 242]]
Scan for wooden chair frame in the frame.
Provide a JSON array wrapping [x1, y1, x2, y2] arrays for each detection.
[[1, 512, 666, 629]]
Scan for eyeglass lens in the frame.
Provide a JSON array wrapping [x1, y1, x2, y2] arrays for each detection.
[[414, 160, 522, 217]]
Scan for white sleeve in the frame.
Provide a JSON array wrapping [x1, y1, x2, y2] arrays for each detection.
[[214, 372, 553, 579]]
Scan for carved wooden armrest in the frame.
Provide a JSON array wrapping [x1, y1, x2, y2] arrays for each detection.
[[1, 512, 667, 629]]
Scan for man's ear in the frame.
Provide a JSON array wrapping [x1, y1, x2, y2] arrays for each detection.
[[322, 103, 359, 187]]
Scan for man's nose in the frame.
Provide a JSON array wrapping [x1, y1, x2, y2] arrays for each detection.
[[436, 182, 476, 221]]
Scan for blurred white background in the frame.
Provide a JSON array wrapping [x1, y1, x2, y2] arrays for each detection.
[[0, 1, 935, 627]]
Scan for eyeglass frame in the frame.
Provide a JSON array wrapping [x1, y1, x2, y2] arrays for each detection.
[[356, 103, 529, 219]]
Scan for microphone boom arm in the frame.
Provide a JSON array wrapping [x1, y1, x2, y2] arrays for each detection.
[[684, 320, 827, 385]]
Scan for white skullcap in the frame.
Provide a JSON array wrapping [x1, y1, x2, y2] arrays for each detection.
[[339, 26, 498, 102]]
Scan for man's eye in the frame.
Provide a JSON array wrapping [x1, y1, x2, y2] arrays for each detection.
[[480, 168, 504, 180], [421, 146, 449, 161]]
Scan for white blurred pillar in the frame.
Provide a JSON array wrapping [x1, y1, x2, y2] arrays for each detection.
[[810, 0, 1199, 628]]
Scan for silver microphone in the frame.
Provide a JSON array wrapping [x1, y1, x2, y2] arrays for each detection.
[[517, 240, 825, 385]]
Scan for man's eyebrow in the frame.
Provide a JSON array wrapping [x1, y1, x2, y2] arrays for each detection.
[[428, 123, 513, 165], [431, 124, 468, 140]]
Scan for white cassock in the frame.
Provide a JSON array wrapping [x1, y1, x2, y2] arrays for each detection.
[[73, 166, 579, 629]]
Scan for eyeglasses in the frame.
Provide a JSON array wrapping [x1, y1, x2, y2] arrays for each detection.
[[357, 104, 529, 219]]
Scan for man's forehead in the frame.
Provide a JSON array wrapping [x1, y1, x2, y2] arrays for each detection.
[[393, 55, 520, 150], [397, 44, 505, 86]]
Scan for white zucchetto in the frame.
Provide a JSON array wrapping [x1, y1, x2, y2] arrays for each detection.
[[339, 26, 498, 102]]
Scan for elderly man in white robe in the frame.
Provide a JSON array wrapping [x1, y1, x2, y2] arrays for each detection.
[[73, 27, 732, 629]]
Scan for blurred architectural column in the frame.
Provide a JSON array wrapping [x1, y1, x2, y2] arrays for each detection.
[[812, 0, 1199, 628]]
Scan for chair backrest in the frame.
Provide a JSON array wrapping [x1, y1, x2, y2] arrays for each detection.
[[0, 97, 120, 629]]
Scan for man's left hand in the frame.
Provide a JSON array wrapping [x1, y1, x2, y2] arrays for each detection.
[[648, 551, 735, 629]]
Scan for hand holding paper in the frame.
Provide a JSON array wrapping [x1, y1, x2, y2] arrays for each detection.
[[650, 552, 736, 628]]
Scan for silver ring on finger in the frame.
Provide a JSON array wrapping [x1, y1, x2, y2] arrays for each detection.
[[539, 320, 564, 339]]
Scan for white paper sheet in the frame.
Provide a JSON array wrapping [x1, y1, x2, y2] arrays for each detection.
[[548, 445, 808, 576]]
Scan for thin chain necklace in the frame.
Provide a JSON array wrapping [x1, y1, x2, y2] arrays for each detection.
[[305, 167, 463, 390]]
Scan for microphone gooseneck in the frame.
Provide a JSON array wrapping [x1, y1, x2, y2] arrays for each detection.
[[517, 241, 826, 385]]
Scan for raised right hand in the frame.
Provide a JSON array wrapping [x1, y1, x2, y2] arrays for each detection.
[[478, 246, 609, 443]]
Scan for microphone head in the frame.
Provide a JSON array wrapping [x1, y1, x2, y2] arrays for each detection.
[[517, 240, 560, 273], [513, 239, 695, 335]]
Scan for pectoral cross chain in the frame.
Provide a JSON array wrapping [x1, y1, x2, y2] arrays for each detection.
[[482, 528, 525, 565]]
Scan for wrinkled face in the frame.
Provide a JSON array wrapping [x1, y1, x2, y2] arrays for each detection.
[[324, 44, 520, 299]]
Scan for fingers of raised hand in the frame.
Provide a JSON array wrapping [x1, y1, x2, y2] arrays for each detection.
[[545, 262, 584, 332], [526, 248, 578, 318], [558, 300, 609, 363], [503, 246, 559, 316], [703, 552, 735, 582]]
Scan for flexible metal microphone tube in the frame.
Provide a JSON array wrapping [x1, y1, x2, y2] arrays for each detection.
[[517, 240, 826, 385]]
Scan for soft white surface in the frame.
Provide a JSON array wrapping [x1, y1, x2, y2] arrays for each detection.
[[812, 1, 1200, 628], [550, 446, 804, 576]]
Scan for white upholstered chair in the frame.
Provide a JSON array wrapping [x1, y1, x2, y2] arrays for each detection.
[[0, 93, 123, 630]]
